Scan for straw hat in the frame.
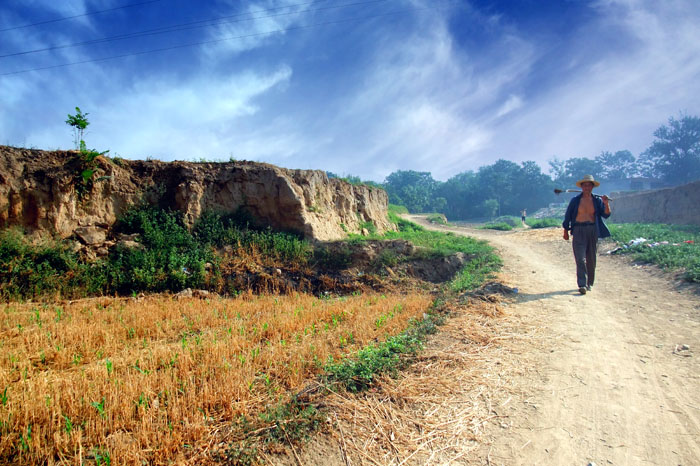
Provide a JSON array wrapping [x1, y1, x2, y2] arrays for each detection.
[[575, 174, 600, 188]]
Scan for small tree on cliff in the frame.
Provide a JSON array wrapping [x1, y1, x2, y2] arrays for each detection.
[[65, 107, 89, 150]]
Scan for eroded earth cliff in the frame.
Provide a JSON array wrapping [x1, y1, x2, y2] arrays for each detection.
[[0, 146, 395, 243]]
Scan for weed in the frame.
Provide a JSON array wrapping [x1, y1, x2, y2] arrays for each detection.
[[259, 398, 323, 443], [19, 424, 31, 452], [91, 397, 106, 418], [220, 439, 258, 465], [63, 415, 73, 434], [325, 310, 441, 392], [93, 448, 111, 465]]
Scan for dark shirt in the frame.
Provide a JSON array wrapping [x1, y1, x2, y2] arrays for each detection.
[[562, 194, 611, 238]]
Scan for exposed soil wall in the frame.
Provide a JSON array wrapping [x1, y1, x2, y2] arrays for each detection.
[[0, 146, 395, 241], [611, 180, 700, 226]]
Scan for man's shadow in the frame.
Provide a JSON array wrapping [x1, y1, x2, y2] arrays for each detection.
[[514, 289, 582, 303]]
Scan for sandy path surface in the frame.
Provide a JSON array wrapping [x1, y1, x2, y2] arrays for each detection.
[[407, 216, 700, 466]]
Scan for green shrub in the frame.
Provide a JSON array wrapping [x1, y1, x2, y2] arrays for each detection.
[[374, 249, 399, 268], [313, 244, 353, 269], [0, 207, 314, 299], [0, 228, 101, 300], [107, 207, 210, 293], [193, 210, 310, 264]]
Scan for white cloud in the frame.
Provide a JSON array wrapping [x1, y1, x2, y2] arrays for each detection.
[[496, 95, 523, 118], [201, 0, 311, 59], [92, 66, 293, 158], [307, 4, 536, 180]]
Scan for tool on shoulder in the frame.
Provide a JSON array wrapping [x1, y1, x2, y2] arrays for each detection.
[[554, 188, 613, 201]]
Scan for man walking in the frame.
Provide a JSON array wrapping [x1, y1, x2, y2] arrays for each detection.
[[562, 175, 611, 294]]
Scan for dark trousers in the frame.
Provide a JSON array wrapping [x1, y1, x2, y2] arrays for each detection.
[[572, 224, 597, 288]]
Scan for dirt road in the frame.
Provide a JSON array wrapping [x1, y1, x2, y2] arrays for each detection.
[[409, 217, 700, 466], [278, 218, 699, 465]]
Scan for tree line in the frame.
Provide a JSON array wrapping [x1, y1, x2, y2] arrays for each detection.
[[339, 114, 700, 220]]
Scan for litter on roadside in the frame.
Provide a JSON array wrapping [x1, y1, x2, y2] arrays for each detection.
[[607, 237, 695, 254]]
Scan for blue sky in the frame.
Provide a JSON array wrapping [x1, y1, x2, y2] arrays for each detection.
[[1, 0, 699, 181]]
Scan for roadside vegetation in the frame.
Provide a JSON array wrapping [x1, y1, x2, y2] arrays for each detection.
[[525, 217, 561, 229], [367, 206, 502, 293], [478, 222, 513, 231], [0, 207, 311, 301], [608, 223, 700, 282], [477, 216, 561, 231]]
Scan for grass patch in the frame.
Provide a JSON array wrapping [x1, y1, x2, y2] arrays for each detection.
[[478, 222, 513, 231], [388, 204, 409, 215], [525, 218, 561, 229], [608, 223, 700, 282], [450, 253, 503, 293]]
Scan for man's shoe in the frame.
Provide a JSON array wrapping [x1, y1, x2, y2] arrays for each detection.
[[579, 287, 587, 295], [586, 285, 592, 292]]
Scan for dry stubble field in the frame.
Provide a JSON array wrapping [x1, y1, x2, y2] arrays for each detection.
[[0, 291, 433, 464]]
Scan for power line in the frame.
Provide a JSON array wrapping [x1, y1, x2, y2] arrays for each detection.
[[0, 5, 437, 77], [0, 0, 166, 33], [0, 0, 391, 59]]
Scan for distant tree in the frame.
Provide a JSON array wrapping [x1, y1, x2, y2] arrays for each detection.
[[385, 160, 556, 220], [548, 157, 567, 184], [562, 157, 602, 183], [483, 199, 499, 219], [595, 150, 637, 180], [437, 160, 554, 220], [437, 171, 478, 219], [639, 114, 700, 185], [432, 196, 447, 213], [383, 170, 439, 213]]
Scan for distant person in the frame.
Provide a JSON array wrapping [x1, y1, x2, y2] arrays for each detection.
[[562, 175, 611, 295], [521, 208, 527, 225]]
